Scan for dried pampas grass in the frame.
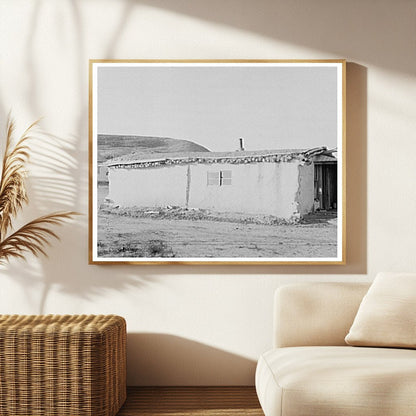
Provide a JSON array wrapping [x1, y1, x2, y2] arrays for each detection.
[[0, 116, 78, 264]]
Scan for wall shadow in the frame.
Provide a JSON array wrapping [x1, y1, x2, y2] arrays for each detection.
[[0, 1, 157, 312], [127, 333, 257, 386], [135, 0, 414, 76], [0, 125, 158, 313]]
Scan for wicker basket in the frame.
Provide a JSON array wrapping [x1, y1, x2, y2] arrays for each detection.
[[0, 314, 126, 416]]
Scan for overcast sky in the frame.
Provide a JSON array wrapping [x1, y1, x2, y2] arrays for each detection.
[[97, 64, 339, 152]]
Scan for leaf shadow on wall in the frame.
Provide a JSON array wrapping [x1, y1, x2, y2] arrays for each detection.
[[0, 127, 154, 314], [126, 333, 257, 386], [0, 0, 160, 313]]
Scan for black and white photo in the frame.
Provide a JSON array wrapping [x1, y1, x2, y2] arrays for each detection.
[[89, 60, 345, 264]]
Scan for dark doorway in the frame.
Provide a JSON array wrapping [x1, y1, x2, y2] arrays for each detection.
[[314, 163, 337, 211]]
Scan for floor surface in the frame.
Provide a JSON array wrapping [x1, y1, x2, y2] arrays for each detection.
[[117, 386, 264, 415]]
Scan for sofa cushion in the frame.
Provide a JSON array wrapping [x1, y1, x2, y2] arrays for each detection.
[[256, 346, 416, 416], [274, 283, 370, 348], [345, 272, 416, 348]]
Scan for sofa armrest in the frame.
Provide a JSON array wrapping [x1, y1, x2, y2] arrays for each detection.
[[274, 282, 370, 348]]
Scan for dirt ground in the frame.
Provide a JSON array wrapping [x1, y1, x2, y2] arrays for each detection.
[[96, 185, 337, 259]]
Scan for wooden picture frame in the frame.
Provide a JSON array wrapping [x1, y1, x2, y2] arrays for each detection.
[[89, 60, 346, 265]]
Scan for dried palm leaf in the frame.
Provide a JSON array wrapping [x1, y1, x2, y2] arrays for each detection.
[[0, 212, 78, 264], [0, 117, 38, 238]]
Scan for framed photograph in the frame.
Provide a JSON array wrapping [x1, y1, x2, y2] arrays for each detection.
[[89, 60, 346, 265]]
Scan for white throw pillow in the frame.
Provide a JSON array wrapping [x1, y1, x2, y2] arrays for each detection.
[[345, 272, 416, 348]]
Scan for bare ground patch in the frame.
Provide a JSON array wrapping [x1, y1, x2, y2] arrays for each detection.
[[97, 210, 337, 259]]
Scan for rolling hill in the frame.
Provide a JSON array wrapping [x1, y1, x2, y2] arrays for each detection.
[[97, 134, 210, 163]]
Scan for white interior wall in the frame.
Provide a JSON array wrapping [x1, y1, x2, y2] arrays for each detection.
[[0, 0, 415, 385]]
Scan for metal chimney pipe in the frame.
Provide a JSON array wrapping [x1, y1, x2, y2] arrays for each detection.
[[239, 138, 245, 151]]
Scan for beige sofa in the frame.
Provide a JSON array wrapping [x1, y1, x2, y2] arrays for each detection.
[[255, 282, 416, 416]]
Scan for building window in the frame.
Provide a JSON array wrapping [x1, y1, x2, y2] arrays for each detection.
[[207, 170, 232, 186], [207, 171, 220, 186], [220, 170, 232, 185]]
